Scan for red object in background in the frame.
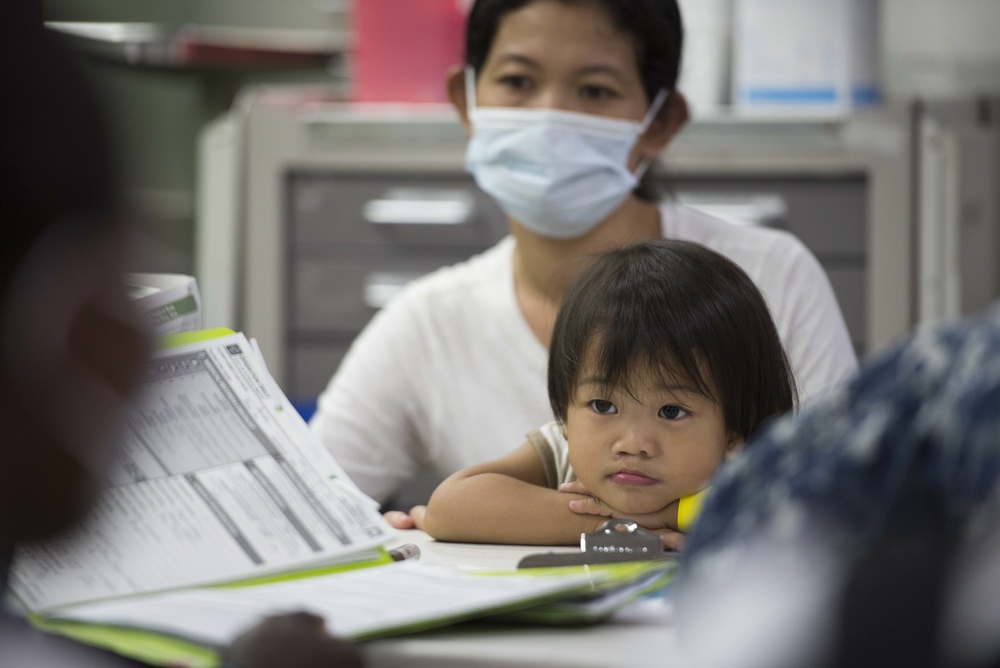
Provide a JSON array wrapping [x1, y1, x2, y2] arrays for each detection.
[[352, 0, 467, 103]]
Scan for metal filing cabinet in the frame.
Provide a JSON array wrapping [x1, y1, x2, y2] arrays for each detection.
[[286, 173, 869, 401], [210, 92, 917, 404], [287, 172, 507, 399], [674, 176, 869, 351]]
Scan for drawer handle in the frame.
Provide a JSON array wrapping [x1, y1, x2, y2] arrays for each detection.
[[363, 271, 424, 309], [362, 190, 475, 226]]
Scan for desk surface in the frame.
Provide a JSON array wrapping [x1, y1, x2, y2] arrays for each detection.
[[365, 531, 682, 668]]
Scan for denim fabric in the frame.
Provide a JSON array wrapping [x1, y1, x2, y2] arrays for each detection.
[[680, 303, 1000, 581]]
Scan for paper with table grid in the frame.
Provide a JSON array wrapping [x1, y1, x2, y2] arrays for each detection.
[[46, 560, 607, 645], [10, 331, 391, 613]]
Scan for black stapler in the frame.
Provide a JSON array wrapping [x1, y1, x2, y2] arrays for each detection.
[[517, 519, 677, 568]]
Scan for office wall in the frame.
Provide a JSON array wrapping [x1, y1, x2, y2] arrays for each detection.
[[43, 0, 339, 275], [883, 0, 1000, 97], [44, 0, 337, 29], [881, 0, 1000, 315], [41, 0, 1000, 277]]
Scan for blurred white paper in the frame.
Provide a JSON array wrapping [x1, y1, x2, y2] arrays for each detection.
[[127, 273, 203, 335], [48, 561, 603, 645], [11, 331, 391, 613], [677, 0, 733, 114], [850, 0, 881, 107], [733, 0, 879, 114]]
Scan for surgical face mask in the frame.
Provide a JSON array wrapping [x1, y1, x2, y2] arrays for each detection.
[[464, 68, 668, 239]]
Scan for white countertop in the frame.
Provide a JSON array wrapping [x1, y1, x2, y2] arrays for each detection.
[[365, 530, 682, 668]]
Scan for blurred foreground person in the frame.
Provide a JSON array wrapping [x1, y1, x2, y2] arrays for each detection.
[[675, 303, 1000, 668], [1, 6, 152, 666], [1, 4, 361, 667]]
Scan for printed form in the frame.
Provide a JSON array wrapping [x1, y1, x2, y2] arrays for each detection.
[[49, 561, 602, 645], [12, 333, 391, 613]]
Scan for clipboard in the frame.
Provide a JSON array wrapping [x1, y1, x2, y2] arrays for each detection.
[[517, 519, 677, 569]]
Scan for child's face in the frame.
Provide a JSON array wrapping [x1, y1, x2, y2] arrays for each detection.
[[564, 362, 741, 516], [476, 0, 651, 122]]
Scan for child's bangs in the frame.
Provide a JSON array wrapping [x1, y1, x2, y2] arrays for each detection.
[[586, 324, 718, 406]]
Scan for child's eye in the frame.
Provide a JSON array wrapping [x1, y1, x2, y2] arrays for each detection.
[[589, 400, 617, 415], [658, 405, 689, 420]]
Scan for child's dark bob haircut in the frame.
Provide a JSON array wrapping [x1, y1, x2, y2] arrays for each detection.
[[464, 0, 683, 202], [548, 240, 797, 440]]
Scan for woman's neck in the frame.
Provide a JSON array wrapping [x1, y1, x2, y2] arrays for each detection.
[[511, 197, 661, 346]]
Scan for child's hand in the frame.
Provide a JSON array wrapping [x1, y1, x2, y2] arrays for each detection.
[[384, 505, 427, 530], [558, 481, 686, 551]]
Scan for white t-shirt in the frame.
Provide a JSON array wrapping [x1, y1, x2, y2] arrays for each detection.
[[310, 202, 858, 503], [527, 421, 576, 489]]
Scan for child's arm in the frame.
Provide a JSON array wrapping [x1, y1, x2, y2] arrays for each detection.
[[421, 442, 611, 545], [560, 483, 681, 530], [557, 480, 694, 550]]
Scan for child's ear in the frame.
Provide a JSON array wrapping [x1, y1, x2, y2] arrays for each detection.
[[724, 435, 744, 460]]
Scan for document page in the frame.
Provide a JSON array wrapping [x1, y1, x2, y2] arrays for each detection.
[[11, 332, 391, 612], [733, 0, 850, 111], [126, 273, 203, 335], [51, 561, 602, 646]]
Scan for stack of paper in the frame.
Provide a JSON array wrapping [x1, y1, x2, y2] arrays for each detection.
[[10, 329, 674, 667], [11, 330, 391, 615], [127, 273, 203, 335]]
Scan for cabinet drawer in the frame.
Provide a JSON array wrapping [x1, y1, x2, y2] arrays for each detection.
[[287, 344, 350, 401], [289, 172, 507, 249], [670, 176, 868, 257], [290, 247, 484, 332], [825, 266, 867, 352]]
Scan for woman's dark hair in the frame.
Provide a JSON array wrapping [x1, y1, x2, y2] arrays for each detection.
[[464, 0, 683, 201], [548, 239, 797, 441]]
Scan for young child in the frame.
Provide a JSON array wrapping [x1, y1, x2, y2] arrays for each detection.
[[420, 239, 797, 546]]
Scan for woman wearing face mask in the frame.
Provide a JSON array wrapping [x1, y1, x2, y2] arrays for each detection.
[[310, 0, 858, 522]]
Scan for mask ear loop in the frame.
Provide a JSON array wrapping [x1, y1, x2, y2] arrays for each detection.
[[464, 66, 478, 115], [633, 88, 671, 179]]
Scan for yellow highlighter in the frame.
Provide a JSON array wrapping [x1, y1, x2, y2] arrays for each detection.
[[677, 488, 711, 532]]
